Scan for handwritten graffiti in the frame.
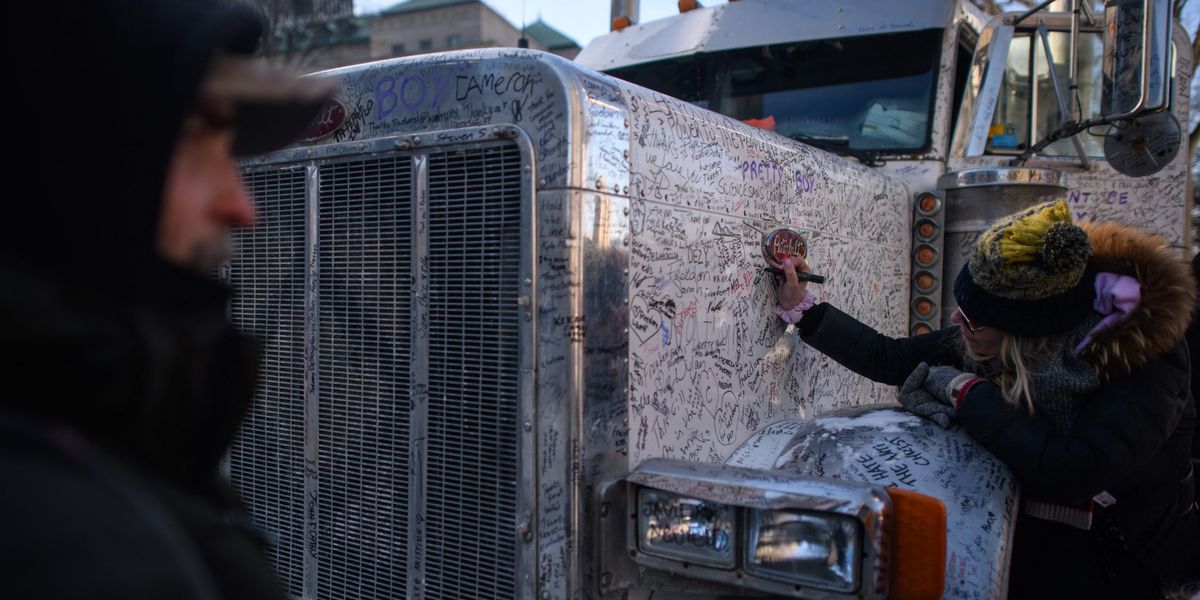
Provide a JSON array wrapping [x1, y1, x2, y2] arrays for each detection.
[[456, 71, 542, 102], [374, 62, 470, 120], [1067, 190, 1130, 205]]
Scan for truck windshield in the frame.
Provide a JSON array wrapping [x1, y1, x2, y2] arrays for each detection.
[[606, 29, 944, 155]]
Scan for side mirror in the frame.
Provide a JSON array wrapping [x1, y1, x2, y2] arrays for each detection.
[[1101, 0, 1172, 119]]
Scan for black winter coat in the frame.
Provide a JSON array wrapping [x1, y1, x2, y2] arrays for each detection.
[[1, 1, 288, 597], [0, 258, 287, 600], [797, 221, 1199, 598]]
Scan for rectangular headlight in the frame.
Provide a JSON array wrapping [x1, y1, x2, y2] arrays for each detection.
[[745, 509, 862, 593], [636, 487, 736, 568]]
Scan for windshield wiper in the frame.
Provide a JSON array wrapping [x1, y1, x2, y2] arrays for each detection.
[[788, 132, 886, 167]]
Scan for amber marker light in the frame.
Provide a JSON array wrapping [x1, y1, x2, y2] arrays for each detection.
[[611, 15, 632, 31], [913, 271, 936, 292], [916, 219, 937, 240], [914, 244, 937, 266], [911, 323, 933, 336], [886, 488, 947, 600], [913, 298, 935, 318], [678, 0, 699, 11], [916, 193, 939, 214]]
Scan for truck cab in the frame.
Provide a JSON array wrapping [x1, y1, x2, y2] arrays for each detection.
[[222, 1, 1192, 598]]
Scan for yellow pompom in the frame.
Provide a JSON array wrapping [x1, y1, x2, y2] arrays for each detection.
[[997, 200, 1072, 263]]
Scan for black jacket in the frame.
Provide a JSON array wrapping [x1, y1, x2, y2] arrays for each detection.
[[799, 221, 1199, 595], [1, 1, 286, 598]]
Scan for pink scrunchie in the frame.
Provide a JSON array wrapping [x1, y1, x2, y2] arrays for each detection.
[[774, 292, 817, 325], [1074, 272, 1141, 354]]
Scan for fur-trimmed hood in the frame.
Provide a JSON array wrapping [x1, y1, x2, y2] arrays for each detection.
[[1077, 221, 1196, 379]]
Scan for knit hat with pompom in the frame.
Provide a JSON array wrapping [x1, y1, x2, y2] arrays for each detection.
[[953, 200, 1095, 336]]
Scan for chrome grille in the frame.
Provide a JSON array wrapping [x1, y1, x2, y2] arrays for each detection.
[[228, 168, 308, 598], [317, 157, 414, 599], [228, 141, 525, 599], [424, 145, 522, 598]]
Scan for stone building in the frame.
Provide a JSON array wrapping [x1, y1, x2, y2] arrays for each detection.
[[251, 0, 579, 72], [369, 0, 580, 61]]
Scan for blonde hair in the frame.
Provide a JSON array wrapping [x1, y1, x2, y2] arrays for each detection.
[[960, 333, 1060, 415]]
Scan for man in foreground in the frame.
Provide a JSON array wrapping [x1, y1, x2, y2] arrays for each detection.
[[1, 1, 335, 597]]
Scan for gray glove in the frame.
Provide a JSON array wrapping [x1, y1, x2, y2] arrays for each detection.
[[922, 364, 978, 406], [898, 363, 954, 429]]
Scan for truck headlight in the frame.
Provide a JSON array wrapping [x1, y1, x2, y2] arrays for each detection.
[[615, 458, 946, 599], [745, 509, 862, 593], [636, 488, 736, 568]]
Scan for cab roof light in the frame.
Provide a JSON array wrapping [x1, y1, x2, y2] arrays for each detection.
[[678, 0, 700, 12], [611, 15, 632, 31]]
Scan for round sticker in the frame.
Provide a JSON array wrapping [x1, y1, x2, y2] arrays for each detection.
[[762, 228, 808, 265]]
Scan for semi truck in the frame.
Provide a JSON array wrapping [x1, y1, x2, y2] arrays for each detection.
[[222, 0, 1194, 598]]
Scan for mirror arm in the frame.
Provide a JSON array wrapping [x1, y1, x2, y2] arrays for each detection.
[[1013, 0, 1058, 26], [1079, 0, 1098, 26], [1036, 23, 1092, 167], [1010, 115, 1115, 164]]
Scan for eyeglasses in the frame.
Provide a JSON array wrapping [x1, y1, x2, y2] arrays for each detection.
[[955, 306, 990, 334]]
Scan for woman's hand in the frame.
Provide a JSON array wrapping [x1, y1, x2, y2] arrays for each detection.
[[775, 256, 810, 310]]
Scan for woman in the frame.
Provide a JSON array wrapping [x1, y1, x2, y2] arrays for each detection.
[[775, 201, 1198, 598]]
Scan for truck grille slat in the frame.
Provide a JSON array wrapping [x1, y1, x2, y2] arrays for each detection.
[[227, 169, 308, 599], [317, 156, 414, 600], [228, 142, 524, 600], [424, 144, 522, 599]]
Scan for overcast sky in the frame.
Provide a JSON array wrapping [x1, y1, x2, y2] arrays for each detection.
[[355, 0, 727, 48], [354, 1, 1198, 50]]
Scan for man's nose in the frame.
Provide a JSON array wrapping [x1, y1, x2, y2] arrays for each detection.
[[215, 168, 255, 227]]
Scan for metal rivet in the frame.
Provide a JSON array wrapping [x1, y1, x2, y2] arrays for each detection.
[[623, 150, 629, 159], [623, 236, 631, 246], [613, 184, 620, 193], [623, 206, 630, 216], [525, 278, 533, 287], [541, 591, 550, 600], [518, 295, 531, 308], [623, 328, 629, 335], [600, 502, 611, 517], [600, 572, 613, 588], [622, 186, 629, 195], [538, 178, 547, 187], [623, 119, 629, 128], [623, 268, 629, 275], [412, 136, 421, 145], [524, 312, 532, 321], [306, 149, 314, 157], [524, 164, 532, 173], [524, 421, 533, 431]]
